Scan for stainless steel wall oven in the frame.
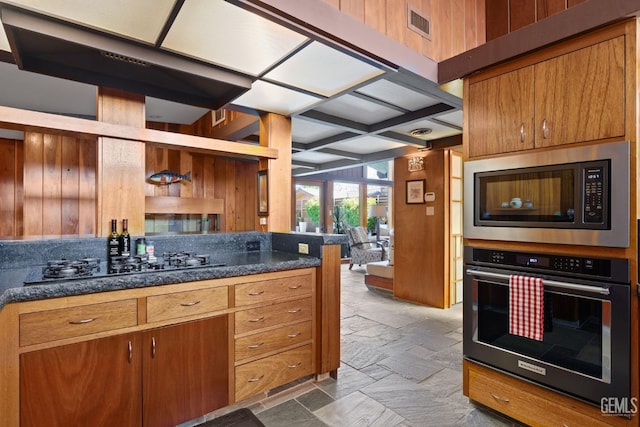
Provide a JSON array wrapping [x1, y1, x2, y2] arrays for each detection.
[[463, 246, 630, 405]]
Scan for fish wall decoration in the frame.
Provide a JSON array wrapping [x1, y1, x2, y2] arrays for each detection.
[[148, 170, 191, 185]]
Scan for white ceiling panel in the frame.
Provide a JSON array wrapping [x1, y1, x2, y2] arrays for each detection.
[[162, 0, 308, 76], [264, 41, 384, 97], [313, 94, 403, 125], [330, 135, 406, 154], [232, 80, 321, 116], [392, 119, 462, 140], [293, 151, 345, 163], [356, 79, 439, 111], [435, 110, 463, 127], [2, 0, 174, 43], [292, 118, 344, 143]]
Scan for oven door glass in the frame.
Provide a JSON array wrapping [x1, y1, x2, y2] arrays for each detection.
[[476, 164, 579, 225], [475, 280, 609, 382]]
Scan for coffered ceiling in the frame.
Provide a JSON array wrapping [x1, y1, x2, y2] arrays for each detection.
[[0, 0, 462, 177]]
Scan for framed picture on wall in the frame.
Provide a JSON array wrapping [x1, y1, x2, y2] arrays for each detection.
[[257, 170, 268, 216], [406, 179, 425, 204]]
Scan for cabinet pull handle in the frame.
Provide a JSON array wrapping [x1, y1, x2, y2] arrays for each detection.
[[287, 308, 302, 313], [490, 393, 509, 403], [519, 123, 525, 142], [288, 284, 302, 290], [287, 362, 302, 369], [248, 316, 265, 323], [287, 332, 301, 338], [180, 301, 201, 307], [248, 375, 264, 382], [151, 337, 156, 358], [69, 317, 96, 325], [247, 343, 264, 349], [542, 119, 549, 139], [248, 290, 264, 296], [128, 340, 133, 363]]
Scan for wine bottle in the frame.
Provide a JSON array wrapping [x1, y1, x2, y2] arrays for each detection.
[[119, 218, 131, 257], [108, 219, 120, 258]]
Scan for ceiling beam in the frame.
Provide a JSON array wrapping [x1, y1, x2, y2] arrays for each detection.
[[298, 130, 361, 150], [298, 110, 369, 133], [369, 103, 455, 133]]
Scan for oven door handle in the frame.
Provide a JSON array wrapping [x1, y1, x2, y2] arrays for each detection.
[[465, 269, 610, 296]]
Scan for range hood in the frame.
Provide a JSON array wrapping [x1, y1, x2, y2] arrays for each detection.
[[1, 6, 254, 110]]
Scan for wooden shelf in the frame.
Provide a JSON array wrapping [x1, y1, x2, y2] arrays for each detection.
[[145, 196, 223, 215]]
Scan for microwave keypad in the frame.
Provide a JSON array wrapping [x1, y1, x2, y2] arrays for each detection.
[[583, 166, 604, 224]]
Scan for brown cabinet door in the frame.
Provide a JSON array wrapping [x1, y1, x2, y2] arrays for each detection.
[[20, 333, 142, 427], [468, 67, 535, 157], [534, 36, 625, 148], [142, 316, 228, 427]]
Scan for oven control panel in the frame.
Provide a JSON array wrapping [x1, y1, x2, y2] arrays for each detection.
[[471, 248, 614, 277]]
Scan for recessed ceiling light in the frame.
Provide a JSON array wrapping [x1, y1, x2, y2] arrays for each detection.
[[410, 128, 432, 137]]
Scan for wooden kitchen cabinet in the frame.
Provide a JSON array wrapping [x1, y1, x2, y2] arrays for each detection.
[[143, 316, 228, 427], [467, 25, 626, 158], [233, 270, 315, 401], [20, 333, 142, 427]]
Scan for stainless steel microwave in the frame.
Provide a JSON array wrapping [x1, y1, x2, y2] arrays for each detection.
[[464, 140, 630, 247]]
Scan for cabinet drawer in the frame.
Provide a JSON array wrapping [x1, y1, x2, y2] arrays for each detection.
[[235, 297, 312, 335], [468, 366, 610, 427], [234, 274, 312, 307], [235, 320, 312, 362], [235, 344, 312, 402], [147, 286, 228, 323], [20, 299, 138, 346]]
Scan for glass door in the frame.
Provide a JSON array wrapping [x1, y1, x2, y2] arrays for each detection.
[[295, 183, 322, 232]]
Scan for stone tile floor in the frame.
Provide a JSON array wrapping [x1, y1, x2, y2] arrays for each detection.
[[247, 264, 522, 427]]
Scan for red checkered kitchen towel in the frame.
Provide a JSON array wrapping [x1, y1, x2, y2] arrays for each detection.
[[509, 275, 544, 341]]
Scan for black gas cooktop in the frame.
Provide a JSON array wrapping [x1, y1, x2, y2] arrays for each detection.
[[24, 252, 226, 286]]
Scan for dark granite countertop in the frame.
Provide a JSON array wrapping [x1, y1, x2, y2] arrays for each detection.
[[0, 250, 320, 310]]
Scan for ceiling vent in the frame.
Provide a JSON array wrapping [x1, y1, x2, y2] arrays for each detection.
[[407, 5, 432, 40]]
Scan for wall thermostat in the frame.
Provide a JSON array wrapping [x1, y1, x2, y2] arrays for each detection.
[[424, 192, 436, 202]]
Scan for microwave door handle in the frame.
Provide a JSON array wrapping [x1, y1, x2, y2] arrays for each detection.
[[465, 269, 610, 296]]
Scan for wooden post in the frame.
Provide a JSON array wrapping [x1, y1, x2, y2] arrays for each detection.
[[259, 113, 291, 232], [96, 87, 146, 237]]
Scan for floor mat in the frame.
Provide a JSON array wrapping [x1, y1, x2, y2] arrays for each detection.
[[195, 408, 264, 427]]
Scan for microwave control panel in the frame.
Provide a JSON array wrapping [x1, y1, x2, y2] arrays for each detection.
[[583, 165, 605, 224]]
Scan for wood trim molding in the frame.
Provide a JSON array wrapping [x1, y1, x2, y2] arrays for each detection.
[[0, 105, 278, 160], [145, 196, 224, 214]]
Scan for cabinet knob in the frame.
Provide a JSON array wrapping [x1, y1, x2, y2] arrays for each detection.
[[520, 123, 525, 143], [490, 393, 510, 403], [151, 337, 156, 358], [287, 332, 302, 338], [128, 340, 133, 363], [287, 362, 302, 369], [248, 290, 265, 296], [288, 284, 302, 290], [248, 316, 265, 323], [248, 375, 264, 383], [287, 308, 302, 314], [247, 342, 264, 349]]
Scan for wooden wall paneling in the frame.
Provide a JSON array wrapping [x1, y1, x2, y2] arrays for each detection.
[[42, 134, 62, 236], [0, 139, 16, 237], [191, 154, 205, 199], [485, 0, 509, 41], [386, 0, 407, 45], [364, 0, 386, 34], [201, 155, 216, 232], [245, 162, 259, 231], [144, 145, 157, 198], [509, 0, 536, 32], [420, 0, 437, 60], [317, 244, 341, 375], [436, 1, 453, 60], [212, 157, 227, 232], [450, 0, 466, 57], [537, 0, 566, 20], [225, 160, 237, 231], [476, 0, 486, 45], [465, 0, 479, 53], [340, 0, 364, 21], [61, 136, 79, 235], [393, 151, 447, 307], [23, 132, 43, 236], [14, 139, 23, 236], [78, 138, 96, 236]]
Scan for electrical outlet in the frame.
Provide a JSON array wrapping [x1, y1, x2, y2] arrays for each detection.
[[259, 217, 267, 225], [298, 243, 309, 254]]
